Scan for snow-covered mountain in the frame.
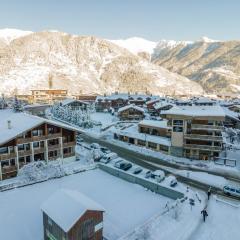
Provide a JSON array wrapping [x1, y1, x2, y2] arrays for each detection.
[[0, 28, 33, 44], [0, 29, 204, 96], [152, 37, 240, 94], [109, 37, 157, 55]]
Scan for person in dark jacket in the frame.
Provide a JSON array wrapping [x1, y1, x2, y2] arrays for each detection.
[[207, 187, 211, 200], [201, 209, 208, 222]]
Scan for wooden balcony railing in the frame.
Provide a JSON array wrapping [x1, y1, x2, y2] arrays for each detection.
[[0, 153, 16, 161], [63, 142, 76, 147], [2, 166, 18, 174], [191, 124, 223, 131], [17, 133, 62, 144], [184, 134, 222, 141], [183, 144, 222, 151]]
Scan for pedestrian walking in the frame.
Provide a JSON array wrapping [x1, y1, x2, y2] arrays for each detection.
[[207, 187, 211, 200], [201, 209, 208, 222]]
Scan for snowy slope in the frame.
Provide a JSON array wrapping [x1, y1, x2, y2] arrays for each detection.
[[109, 37, 157, 55], [0, 28, 33, 44]]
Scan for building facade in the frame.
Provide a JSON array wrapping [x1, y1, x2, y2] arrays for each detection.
[[161, 106, 225, 160], [0, 110, 76, 180]]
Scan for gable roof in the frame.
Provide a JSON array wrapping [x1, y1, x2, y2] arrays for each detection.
[[0, 109, 78, 145], [41, 189, 105, 232], [118, 104, 145, 113]]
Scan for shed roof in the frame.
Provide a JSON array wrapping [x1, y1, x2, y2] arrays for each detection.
[[41, 189, 105, 232], [118, 104, 144, 113]]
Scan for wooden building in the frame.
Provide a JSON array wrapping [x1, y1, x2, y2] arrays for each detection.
[[0, 110, 77, 180], [60, 99, 89, 111], [41, 189, 105, 240], [31, 89, 68, 104], [24, 104, 52, 117], [118, 104, 145, 121], [161, 105, 225, 160]]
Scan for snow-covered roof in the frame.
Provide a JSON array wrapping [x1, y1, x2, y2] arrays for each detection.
[[154, 102, 173, 110], [0, 109, 78, 145], [161, 105, 225, 118], [193, 97, 216, 104], [113, 125, 171, 146], [61, 98, 89, 106], [41, 189, 104, 232], [118, 104, 145, 113], [222, 107, 240, 121], [139, 120, 170, 129]]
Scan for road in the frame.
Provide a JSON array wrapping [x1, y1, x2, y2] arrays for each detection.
[[80, 133, 240, 201]]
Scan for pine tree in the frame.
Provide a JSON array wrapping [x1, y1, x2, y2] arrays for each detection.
[[13, 96, 22, 112]]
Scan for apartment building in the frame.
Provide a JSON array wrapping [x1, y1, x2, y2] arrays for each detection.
[[31, 89, 68, 104], [161, 105, 225, 160], [0, 110, 77, 180], [113, 119, 171, 154]]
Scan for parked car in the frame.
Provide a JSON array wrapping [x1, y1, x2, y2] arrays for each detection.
[[151, 170, 165, 182], [167, 176, 178, 187], [100, 153, 118, 164], [100, 147, 111, 154], [132, 166, 143, 175], [223, 186, 240, 198], [90, 143, 100, 149], [114, 159, 124, 169], [145, 170, 152, 178], [122, 162, 132, 171]]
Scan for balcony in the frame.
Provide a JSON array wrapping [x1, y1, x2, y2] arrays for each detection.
[[18, 150, 33, 157], [191, 124, 223, 131], [48, 144, 61, 151], [17, 133, 62, 144], [183, 144, 222, 152], [63, 141, 76, 147], [34, 147, 46, 154], [0, 152, 16, 161], [1, 166, 18, 174], [184, 134, 223, 141]]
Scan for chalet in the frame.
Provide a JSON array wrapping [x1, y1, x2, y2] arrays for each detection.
[[161, 105, 225, 160], [74, 94, 97, 103], [0, 110, 77, 180], [60, 99, 89, 111], [146, 99, 160, 114], [118, 104, 145, 121], [153, 102, 173, 115], [41, 189, 105, 240], [228, 104, 240, 113]]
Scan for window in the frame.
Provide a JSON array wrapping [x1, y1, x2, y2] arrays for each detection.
[[33, 142, 40, 148], [137, 140, 146, 146], [19, 157, 25, 163], [0, 147, 8, 154], [63, 147, 72, 154], [148, 142, 157, 149], [173, 120, 183, 126], [32, 130, 39, 137], [160, 145, 169, 152], [1, 160, 9, 167], [10, 159, 15, 166], [173, 126, 183, 132], [18, 144, 24, 151]]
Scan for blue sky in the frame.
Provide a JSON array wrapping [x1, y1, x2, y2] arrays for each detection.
[[0, 0, 239, 41]]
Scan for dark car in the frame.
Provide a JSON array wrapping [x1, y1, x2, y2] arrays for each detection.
[[133, 167, 143, 174], [122, 163, 132, 171]]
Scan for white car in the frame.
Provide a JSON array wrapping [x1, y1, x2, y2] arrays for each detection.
[[100, 153, 118, 164], [166, 175, 177, 187], [90, 143, 100, 149], [223, 186, 240, 198], [151, 170, 165, 182]]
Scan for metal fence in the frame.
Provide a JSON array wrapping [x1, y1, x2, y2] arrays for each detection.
[[98, 164, 184, 200]]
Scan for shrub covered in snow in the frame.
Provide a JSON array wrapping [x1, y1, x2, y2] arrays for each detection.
[[17, 161, 65, 183]]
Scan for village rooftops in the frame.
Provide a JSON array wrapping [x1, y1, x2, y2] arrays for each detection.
[[0, 109, 79, 145], [161, 105, 226, 118], [139, 119, 170, 129], [153, 102, 173, 110], [118, 104, 145, 113], [41, 189, 105, 232]]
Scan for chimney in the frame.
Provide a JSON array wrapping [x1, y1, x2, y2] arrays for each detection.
[[7, 120, 12, 129]]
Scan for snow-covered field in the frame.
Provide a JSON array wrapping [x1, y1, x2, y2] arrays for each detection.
[[0, 169, 172, 240]]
